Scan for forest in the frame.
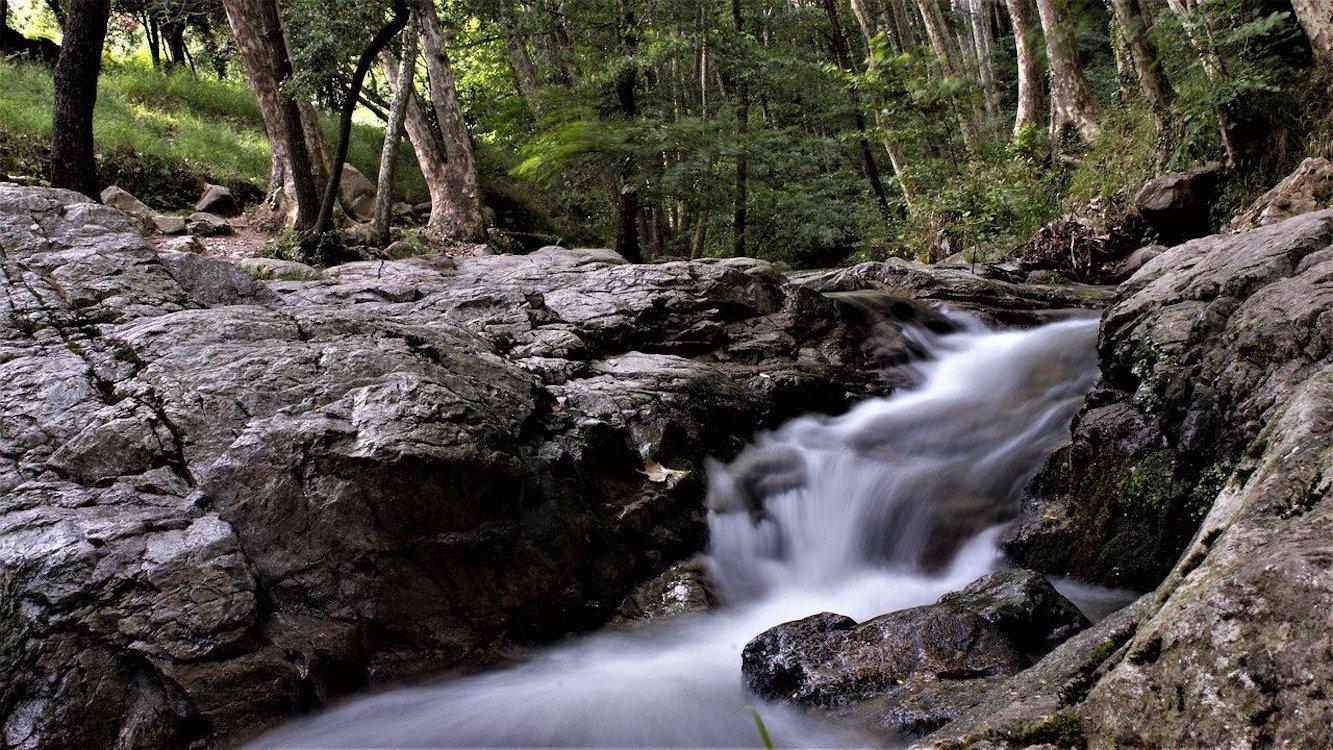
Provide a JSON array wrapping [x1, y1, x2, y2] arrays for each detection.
[[3, 0, 1328, 267]]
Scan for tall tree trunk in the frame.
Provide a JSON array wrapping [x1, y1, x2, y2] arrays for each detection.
[[912, 0, 982, 148], [163, 19, 187, 69], [221, 0, 319, 227], [1003, 0, 1045, 136], [372, 15, 417, 247], [969, 0, 1000, 119], [309, 0, 409, 246], [417, 5, 488, 242], [1109, 0, 1173, 129], [49, 0, 111, 198], [381, 48, 455, 241], [1033, 0, 1102, 144], [846, 0, 917, 214], [731, 0, 749, 257], [499, 3, 544, 117], [612, 0, 643, 262]]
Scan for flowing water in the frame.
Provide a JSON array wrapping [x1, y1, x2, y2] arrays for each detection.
[[253, 313, 1107, 748]]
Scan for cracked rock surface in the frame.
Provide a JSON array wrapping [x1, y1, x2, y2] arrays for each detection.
[[0, 184, 899, 747]]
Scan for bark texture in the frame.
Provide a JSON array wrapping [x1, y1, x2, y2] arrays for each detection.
[[1003, 0, 1046, 136], [48, 0, 111, 198], [1034, 0, 1102, 144], [373, 17, 418, 246]]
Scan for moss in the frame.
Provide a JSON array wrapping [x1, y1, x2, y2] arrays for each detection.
[[1088, 639, 1119, 666], [1004, 711, 1088, 749]]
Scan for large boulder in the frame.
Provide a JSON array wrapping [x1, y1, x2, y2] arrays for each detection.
[[1133, 161, 1226, 245], [195, 183, 240, 217], [0, 185, 899, 748], [1004, 209, 1333, 589], [741, 570, 1087, 720], [339, 163, 377, 222]]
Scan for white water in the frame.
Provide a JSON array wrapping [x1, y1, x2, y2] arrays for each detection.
[[252, 315, 1103, 749]]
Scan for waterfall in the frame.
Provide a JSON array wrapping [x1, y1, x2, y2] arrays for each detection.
[[250, 315, 1104, 748]]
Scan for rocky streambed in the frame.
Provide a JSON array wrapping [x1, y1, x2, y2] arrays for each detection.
[[2, 180, 1331, 748]]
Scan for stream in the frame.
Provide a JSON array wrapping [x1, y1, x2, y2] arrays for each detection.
[[252, 313, 1125, 748]]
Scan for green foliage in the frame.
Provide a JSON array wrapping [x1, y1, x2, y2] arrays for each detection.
[[0, 59, 427, 206]]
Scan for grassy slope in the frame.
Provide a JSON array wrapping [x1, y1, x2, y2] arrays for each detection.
[[0, 60, 428, 208]]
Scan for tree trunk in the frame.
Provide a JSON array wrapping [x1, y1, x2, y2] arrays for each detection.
[[1003, 0, 1045, 136], [611, 0, 643, 262], [1163, 0, 1238, 163], [308, 0, 409, 246], [1109, 0, 1173, 129], [1033, 0, 1102, 144], [846, 0, 916, 214], [912, 0, 982, 148], [731, 0, 748, 257], [163, 19, 187, 69], [499, 4, 544, 117], [49, 0, 111, 198], [372, 15, 417, 247], [969, 0, 1000, 119], [381, 48, 456, 242], [417, 6, 488, 242], [220, 0, 319, 227]]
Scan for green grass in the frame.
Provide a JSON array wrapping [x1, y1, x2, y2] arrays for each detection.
[[0, 59, 428, 208]]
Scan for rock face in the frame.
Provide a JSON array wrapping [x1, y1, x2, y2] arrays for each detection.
[[1231, 156, 1333, 229], [0, 184, 898, 747], [613, 560, 717, 622], [926, 209, 1333, 748], [741, 570, 1087, 719], [338, 163, 377, 222], [1004, 209, 1333, 589]]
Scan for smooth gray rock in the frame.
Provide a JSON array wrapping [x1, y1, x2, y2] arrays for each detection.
[[99, 185, 155, 231], [1133, 161, 1226, 245], [152, 213, 187, 235], [339, 163, 376, 221], [185, 211, 232, 236]]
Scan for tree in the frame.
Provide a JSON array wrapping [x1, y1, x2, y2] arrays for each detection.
[[730, 0, 749, 257], [220, 0, 321, 228], [417, 3, 488, 242], [1033, 0, 1102, 143], [308, 0, 410, 246], [372, 12, 417, 246], [1109, 0, 1173, 135], [1003, 0, 1046, 136], [912, 0, 983, 148], [49, 0, 112, 198]]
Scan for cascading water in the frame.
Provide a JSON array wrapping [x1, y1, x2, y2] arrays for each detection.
[[252, 313, 1105, 749]]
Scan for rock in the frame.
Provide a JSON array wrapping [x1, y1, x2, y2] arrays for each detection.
[[742, 570, 1085, 711], [1133, 161, 1226, 245], [339, 163, 377, 221], [384, 239, 420, 259], [158, 235, 205, 254], [1023, 269, 1069, 284], [1104, 244, 1164, 282], [239, 256, 325, 281], [1005, 209, 1333, 589], [152, 213, 187, 235], [99, 185, 156, 230], [0, 184, 897, 748], [186, 211, 233, 236], [195, 183, 240, 216], [797, 258, 1114, 328], [1231, 156, 1333, 229], [614, 560, 717, 622], [937, 569, 1090, 653], [392, 202, 416, 222]]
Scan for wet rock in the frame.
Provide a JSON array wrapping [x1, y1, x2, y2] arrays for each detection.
[[1231, 156, 1333, 229], [797, 258, 1113, 328], [1133, 161, 1226, 245], [614, 560, 717, 622], [339, 163, 377, 221], [742, 570, 1086, 710], [196, 183, 240, 216], [937, 569, 1090, 653], [0, 184, 894, 748], [1007, 209, 1333, 589], [1105, 244, 1164, 282], [186, 211, 232, 236]]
